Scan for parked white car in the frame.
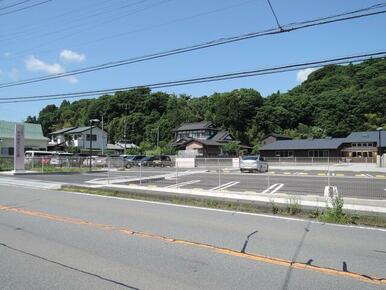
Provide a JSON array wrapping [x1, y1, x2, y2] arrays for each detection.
[[240, 155, 269, 173]]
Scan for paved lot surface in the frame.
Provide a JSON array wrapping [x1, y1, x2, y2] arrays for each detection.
[[0, 185, 385, 289], [2, 167, 386, 199]]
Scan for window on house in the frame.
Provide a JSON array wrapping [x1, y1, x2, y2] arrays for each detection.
[[86, 134, 97, 141]]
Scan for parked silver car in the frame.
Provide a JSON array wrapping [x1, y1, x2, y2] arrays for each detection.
[[240, 155, 268, 173]]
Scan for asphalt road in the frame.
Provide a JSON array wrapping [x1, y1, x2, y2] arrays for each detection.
[[0, 185, 385, 289], [3, 167, 386, 199]]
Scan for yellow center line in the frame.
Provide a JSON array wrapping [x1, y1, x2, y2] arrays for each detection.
[[0, 204, 384, 286]]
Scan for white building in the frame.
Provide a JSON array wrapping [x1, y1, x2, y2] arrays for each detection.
[[49, 126, 108, 150], [0, 120, 49, 156]]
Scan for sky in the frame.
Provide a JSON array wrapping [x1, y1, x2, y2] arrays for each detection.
[[0, 0, 385, 122]]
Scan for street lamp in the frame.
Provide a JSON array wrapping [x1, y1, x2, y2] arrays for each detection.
[[376, 127, 383, 168], [89, 119, 100, 171]]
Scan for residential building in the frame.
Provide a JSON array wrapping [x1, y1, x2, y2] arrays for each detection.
[[260, 131, 386, 162], [49, 126, 108, 151], [0, 120, 49, 156], [172, 121, 241, 157]]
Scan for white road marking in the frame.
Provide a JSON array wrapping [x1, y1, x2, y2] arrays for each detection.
[[261, 183, 284, 194], [210, 181, 239, 191], [261, 183, 278, 194], [218, 181, 240, 190], [270, 183, 284, 194], [165, 180, 201, 188], [365, 174, 374, 178]]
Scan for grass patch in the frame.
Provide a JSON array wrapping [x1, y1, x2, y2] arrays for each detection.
[[0, 159, 13, 171], [31, 166, 90, 173], [61, 186, 386, 228]]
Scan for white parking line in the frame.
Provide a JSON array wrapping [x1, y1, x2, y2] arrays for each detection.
[[365, 174, 374, 178], [261, 183, 284, 194], [261, 183, 278, 194], [165, 180, 201, 188], [210, 181, 239, 191], [270, 183, 284, 194]]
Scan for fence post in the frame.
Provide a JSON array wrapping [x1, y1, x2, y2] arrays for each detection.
[[267, 174, 270, 190], [41, 157, 44, 173], [107, 157, 110, 184], [175, 160, 178, 188], [139, 161, 142, 185], [218, 158, 221, 188]]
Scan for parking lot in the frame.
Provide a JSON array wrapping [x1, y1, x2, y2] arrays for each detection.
[[4, 166, 385, 200]]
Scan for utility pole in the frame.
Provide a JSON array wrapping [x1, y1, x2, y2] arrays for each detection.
[[157, 127, 160, 148], [124, 104, 127, 155], [101, 115, 104, 155]]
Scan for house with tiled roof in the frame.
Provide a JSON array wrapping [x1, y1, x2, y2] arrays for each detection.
[[172, 121, 245, 157], [0, 120, 49, 156], [260, 130, 386, 163]]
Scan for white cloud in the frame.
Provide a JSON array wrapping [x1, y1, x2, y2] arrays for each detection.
[[3, 52, 11, 58], [26, 55, 65, 74], [65, 75, 78, 84], [25, 55, 78, 84], [8, 68, 19, 81], [296, 68, 318, 83], [59, 49, 86, 63]]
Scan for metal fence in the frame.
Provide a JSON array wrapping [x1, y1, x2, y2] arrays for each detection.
[[96, 158, 386, 201], [0, 156, 129, 173], [1, 155, 385, 201], [264, 157, 375, 165]]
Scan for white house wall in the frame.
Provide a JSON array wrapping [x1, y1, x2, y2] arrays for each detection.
[[68, 128, 107, 149]]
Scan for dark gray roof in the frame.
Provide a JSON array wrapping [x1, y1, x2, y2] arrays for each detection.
[[345, 131, 386, 146], [173, 121, 218, 132], [49, 127, 77, 135], [65, 126, 96, 134], [211, 130, 234, 142], [263, 133, 292, 140], [260, 138, 346, 151]]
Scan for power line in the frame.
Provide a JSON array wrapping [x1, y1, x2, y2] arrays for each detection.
[[0, 0, 52, 17], [0, 51, 384, 104], [0, 3, 385, 90], [266, 0, 282, 30], [0, 0, 130, 42], [1, 0, 151, 43], [2, 0, 255, 60], [0, 0, 34, 12]]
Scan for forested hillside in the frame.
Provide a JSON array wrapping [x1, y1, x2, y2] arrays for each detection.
[[29, 58, 386, 149]]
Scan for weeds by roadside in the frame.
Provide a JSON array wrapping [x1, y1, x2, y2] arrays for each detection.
[[62, 186, 386, 228]]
